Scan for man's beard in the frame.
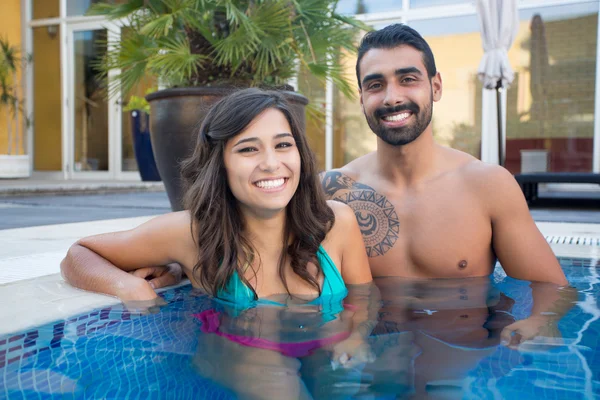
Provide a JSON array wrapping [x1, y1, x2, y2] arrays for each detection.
[[365, 97, 433, 146]]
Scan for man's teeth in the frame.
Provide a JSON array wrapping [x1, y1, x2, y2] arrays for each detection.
[[255, 178, 285, 189], [383, 112, 410, 122]]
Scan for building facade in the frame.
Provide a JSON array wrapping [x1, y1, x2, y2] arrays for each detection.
[[1, 0, 599, 185]]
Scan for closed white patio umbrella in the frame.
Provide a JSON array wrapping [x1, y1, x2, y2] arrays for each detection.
[[476, 0, 519, 167]]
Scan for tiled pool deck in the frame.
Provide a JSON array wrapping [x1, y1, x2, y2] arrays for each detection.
[[0, 211, 599, 337]]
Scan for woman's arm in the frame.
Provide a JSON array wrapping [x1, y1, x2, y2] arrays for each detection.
[[326, 200, 372, 285], [60, 211, 197, 301], [326, 201, 380, 367]]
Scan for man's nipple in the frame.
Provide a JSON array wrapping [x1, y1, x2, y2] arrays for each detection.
[[458, 260, 468, 269]]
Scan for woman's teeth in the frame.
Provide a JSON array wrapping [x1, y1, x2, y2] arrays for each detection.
[[255, 178, 285, 189], [383, 112, 410, 122]]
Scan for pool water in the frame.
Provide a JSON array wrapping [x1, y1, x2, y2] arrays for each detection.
[[1, 257, 599, 400]]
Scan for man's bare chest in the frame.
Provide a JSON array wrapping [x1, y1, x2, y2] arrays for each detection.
[[322, 171, 495, 277]]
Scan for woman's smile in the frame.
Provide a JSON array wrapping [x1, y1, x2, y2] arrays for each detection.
[[253, 177, 289, 192]]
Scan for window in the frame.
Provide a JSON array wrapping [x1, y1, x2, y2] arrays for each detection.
[[505, 3, 598, 173]]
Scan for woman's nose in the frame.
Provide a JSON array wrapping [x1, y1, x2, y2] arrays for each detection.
[[259, 149, 280, 172]]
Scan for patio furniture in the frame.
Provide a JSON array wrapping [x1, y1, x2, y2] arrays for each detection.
[[514, 172, 600, 203]]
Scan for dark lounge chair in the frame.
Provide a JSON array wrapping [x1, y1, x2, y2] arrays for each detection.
[[514, 172, 600, 203]]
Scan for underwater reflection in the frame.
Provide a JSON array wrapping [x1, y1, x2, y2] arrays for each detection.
[[186, 277, 573, 400], [364, 276, 516, 399], [190, 284, 378, 400]]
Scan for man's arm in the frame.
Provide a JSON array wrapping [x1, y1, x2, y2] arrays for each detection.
[[500, 282, 576, 348], [479, 166, 567, 285]]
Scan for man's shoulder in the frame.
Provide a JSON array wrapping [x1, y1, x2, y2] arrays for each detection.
[[447, 156, 524, 211], [437, 146, 513, 186], [320, 153, 378, 199], [457, 159, 517, 191]]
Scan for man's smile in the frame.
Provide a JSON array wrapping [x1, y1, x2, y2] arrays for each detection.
[[382, 111, 412, 122]]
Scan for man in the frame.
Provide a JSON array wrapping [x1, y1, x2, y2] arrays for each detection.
[[321, 23, 567, 286], [319, 24, 574, 398]]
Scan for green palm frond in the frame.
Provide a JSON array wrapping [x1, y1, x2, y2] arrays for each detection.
[[147, 35, 207, 85], [93, 30, 156, 97], [92, 0, 369, 104], [140, 14, 175, 37], [0, 36, 22, 106], [87, 0, 145, 17], [221, 1, 258, 41], [213, 1, 294, 80], [332, 12, 371, 31], [0, 36, 19, 72]]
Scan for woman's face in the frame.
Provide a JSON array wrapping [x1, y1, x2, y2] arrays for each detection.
[[223, 108, 301, 217]]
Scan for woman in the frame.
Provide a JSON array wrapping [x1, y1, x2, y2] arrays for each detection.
[[60, 89, 376, 394]]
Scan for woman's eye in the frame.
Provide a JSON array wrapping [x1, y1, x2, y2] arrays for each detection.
[[276, 142, 294, 149], [238, 147, 257, 153]]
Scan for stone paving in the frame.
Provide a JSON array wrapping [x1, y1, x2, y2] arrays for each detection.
[[0, 192, 171, 230]]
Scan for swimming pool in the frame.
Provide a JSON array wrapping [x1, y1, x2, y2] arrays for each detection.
[[1, 257, 598, 399]]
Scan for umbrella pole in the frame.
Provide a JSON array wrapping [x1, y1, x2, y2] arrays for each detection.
[[496, 80, 504, 167]]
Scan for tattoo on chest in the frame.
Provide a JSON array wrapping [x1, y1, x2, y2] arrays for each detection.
[[321, 171, 399, 257]]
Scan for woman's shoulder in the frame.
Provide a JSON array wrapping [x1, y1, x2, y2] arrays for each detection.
[[145, 211, 196, 251], [326, 199, 356, 225], [152, 211, 199, 274], [323, 200, 359, 247], [150, 210, 193, 231]]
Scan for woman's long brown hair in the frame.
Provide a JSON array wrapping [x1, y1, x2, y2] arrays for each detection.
[[180, 88, 334, 299]]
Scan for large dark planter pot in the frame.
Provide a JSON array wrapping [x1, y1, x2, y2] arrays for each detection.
[[129, 110, 161, 182], [146, 87, 309, 211]]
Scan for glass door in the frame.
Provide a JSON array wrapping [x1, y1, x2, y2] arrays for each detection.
[[66, 22, 134, 179]]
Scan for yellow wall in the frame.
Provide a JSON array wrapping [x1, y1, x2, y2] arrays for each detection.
[[33, 0, 60, 19], [0, 0, 23, 155], [426, 31, 484, 157], [32, 26, 62, 170]]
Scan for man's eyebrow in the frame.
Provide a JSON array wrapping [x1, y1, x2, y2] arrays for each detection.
[[233, 133, 293, 147], [395, 67, 423, 76], [362, 73, 384, 87], [362, 67, 423, 86]]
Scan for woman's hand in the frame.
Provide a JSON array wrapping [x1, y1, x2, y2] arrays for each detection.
[[129, 263, 184, 290], [115, 276, 159, 302], [331, 336, 375, 370], [116, 263, 184, 302]]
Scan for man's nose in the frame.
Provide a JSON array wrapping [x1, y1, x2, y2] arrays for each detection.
[[384, 84, 406, 107]]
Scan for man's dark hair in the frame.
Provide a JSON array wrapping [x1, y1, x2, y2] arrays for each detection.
[[356, 23, 437, 89]]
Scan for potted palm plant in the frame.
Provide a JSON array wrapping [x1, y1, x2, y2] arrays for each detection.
[[0, 36, 30, 179], [91, 0, 365, 210]]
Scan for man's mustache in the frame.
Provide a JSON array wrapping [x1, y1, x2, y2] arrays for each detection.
[[374, 103, 420, 119]]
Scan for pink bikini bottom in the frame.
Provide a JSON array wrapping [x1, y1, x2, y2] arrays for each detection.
[[194, 309, 351, 358]]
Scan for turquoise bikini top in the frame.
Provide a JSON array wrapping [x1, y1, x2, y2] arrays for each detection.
[[216, 245, 348, 318]]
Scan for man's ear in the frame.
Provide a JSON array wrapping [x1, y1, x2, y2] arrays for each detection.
[[359, 89, 364, 113], [431, 72, 442, 102]]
